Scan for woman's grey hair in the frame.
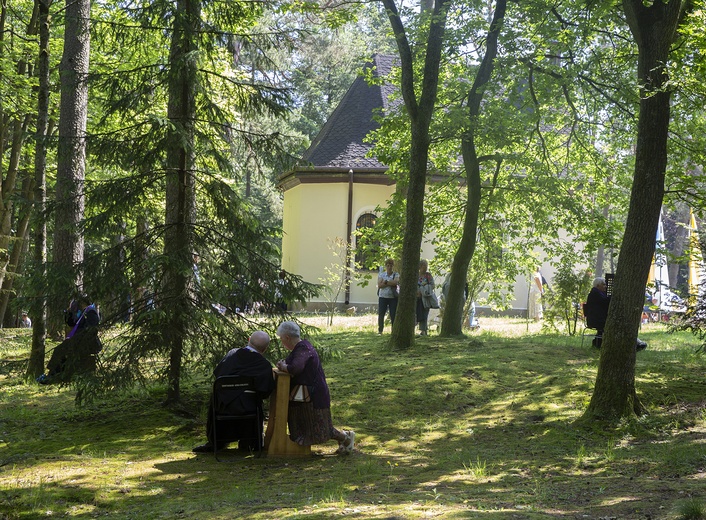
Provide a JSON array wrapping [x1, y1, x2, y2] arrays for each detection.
[[593, 277, 606, 288], [277, 320, 301, 339]]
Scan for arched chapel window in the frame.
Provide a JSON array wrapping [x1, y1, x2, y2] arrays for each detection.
[[355, 213, 378, 270]]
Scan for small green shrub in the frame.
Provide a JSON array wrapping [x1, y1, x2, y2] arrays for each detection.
[[678, 498, 706, 520], [543, 265, 593, 336]]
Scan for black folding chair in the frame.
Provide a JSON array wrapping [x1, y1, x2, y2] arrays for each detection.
[[581, 303, 601, 348], [211, 375, 264, 461]]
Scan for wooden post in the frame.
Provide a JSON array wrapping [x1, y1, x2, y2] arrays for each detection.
[[264, 370, 311, 457]]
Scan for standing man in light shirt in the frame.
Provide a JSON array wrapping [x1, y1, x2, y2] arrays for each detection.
[[377, 258, 399, 335]]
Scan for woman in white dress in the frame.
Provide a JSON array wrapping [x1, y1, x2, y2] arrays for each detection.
[[529, 267, 544, 321]]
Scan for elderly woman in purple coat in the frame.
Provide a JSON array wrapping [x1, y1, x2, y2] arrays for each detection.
[[275, 321, 355, 455]]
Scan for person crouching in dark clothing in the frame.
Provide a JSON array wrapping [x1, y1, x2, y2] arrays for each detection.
[[38, 295, 102, 384]]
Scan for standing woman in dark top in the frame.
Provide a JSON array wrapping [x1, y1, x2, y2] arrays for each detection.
[[275, 321, 355, 455], [416, 259, 434, 336]]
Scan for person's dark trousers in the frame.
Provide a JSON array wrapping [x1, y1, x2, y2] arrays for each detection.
[[592, 330, 603, 349], [592, 331, 647, 351], [416, 298, 430, 333], [378, 297, 398, 333]]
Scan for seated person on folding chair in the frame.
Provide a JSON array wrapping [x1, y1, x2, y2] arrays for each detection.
[[585, 277, 610, 348], [585, 277, 647, 351], [193, 330, 275, 453]]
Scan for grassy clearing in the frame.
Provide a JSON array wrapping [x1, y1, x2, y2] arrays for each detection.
[[1, 317, 705, 519]]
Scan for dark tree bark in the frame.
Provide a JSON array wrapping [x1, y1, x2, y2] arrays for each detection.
[[583, 0, 688, 421], [441, 0, 507, 336], [0, 174, 34, 327], [0, 115, 31, 291], [0, 2, 38, 324], [26, 0, 51, 379], [382, 0, 451, 349], [52, 0, 90, 333], [163, 0, 199, 403], [0, 116, 31, 290]]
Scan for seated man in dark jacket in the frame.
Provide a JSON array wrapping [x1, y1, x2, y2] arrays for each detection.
[[193, 330, 275, 453], [584, 277, 646, 351], [585, 277, 610, 345]]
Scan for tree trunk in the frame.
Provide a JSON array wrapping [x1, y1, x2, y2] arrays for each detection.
[[0, 173, 34, 326], [0, 0, 5, 165], [0, 115, 31, 290], [0, 2, 37, 321], [383, 0, 450, 349], [26, 0, 51, 379], [441, 0, 506, 336], [163, 0, 199, 403], [392, 127, 431, 348], [584, 0, 685, 422], [52, 0, 90, 333]]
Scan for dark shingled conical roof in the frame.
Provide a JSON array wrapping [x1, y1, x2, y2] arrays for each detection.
[[301, 54, 396, 170]]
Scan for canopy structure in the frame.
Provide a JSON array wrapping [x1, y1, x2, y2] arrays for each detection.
[[688, 209, 704, 304], [649, 209, 685, 314], [649, 211, 669, 306]]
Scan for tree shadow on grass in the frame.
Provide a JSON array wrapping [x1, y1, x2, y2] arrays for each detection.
[[2, 327, 703, 518]]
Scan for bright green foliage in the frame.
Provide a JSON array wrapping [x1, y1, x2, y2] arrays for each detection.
[[0, 0, 63, 325], [664, 2, 706, 207], [364, 0, 663, 321], [542, 262, 593, 335]]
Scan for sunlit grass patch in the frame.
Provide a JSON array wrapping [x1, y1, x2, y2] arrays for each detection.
[[2, 315, 705, 519]]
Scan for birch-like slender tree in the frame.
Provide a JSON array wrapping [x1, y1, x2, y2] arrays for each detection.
[[440, 0, 507, 336]]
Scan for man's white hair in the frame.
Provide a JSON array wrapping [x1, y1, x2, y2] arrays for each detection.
[[593, 277, 606, 288]]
